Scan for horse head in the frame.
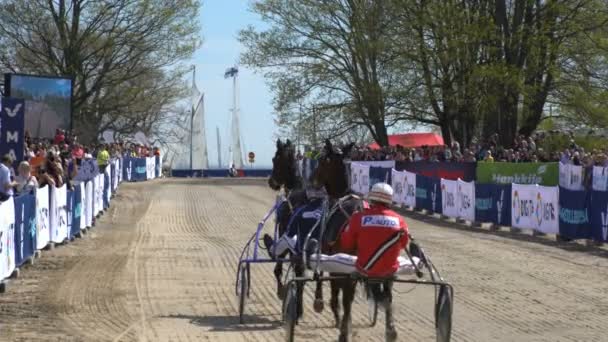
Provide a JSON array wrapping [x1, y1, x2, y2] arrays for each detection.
[[269, 138, 301, 192], [313, 139, 355, 199]]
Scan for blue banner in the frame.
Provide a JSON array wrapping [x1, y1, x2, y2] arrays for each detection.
[[396, 161, 477, 182], [475, 183, 512, 226], [70, 187, 82, 238], [590, 191, 608, 242], [0, 97, 25, 167], [415, 174, 442, 214], [132, 158, 147, 181], [171, 169, 205, 178], [369, 167, 392, 187], [110, 161, 116, 191], [123, 158, 133, 181], [103, 172, 110, 209], [13, 193, 36, 267], [558, 187, 591, 239]]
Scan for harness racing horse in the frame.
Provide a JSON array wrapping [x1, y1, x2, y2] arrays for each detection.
[[311, 140, 366, 342], [268, 139, 309, 299]]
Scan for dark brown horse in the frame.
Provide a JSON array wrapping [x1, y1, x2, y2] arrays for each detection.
[[267, 139, 308, 299], [311, 140, 364, 342]]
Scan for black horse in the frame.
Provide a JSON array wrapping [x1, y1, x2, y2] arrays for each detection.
[[267, 139, 309, 300]]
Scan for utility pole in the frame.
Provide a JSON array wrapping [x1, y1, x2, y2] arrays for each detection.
[[312, 106, 318, 149], [190, 65, 195, 170]]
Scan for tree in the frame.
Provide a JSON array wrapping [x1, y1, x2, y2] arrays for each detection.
[[393, 0, 608, 147], [0, 0, 201, 142], [240, 0, 413, 147]]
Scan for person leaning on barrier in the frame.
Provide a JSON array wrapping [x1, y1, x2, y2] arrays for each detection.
[[0, 154, 18, 202], [15, 161, 38, 195]]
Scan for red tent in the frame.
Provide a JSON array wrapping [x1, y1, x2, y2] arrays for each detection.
[[368, 133, 444, 149]]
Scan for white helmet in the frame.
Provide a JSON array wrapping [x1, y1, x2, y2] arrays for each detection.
[[367, 182, 394, 205]]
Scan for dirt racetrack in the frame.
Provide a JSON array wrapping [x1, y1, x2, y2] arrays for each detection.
[[1, 179, 608, 342]]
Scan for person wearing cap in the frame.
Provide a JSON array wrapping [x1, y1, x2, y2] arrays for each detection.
[[307, 184, 418, 273], [0, 154, 18, 201]]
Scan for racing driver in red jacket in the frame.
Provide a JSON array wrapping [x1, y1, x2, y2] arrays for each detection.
[[340, 182, 410, 278]]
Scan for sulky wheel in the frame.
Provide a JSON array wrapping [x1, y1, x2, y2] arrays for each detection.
[[282, 281, 298, 342], [238, 263, 249, 324]]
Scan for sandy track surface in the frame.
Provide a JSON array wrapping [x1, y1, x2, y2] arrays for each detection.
[[1, 178, 608, 342]]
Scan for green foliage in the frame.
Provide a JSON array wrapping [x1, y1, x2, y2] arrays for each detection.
[[0, 0, 202, 142]]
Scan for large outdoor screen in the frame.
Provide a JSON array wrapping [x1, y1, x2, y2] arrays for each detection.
[[4, 73, 73, 139]]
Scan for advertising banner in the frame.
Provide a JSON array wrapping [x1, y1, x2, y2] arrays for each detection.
[[73, 159, 99, 182], [13, 193, 36, 266], [457, 180, 475, 222], [36, 185, 50, 250], [511, 184, 559, 234], [590, 190, 608, 242], [558, 187, 591, 240], [559, 163, 584, 191], [0, 97, 25, 167], [0, 198, 16, 280], [350, 163, 370, 195], [592, 166, 608, 191], [415, 174, 441, 214], [85, 181, 93, 227], [146, 157, 156, 180], [49, 185, 68, 243], [369, 167, 392, 188], [475, 183, 512, 226], [404, 171, 417, 208], [440, 179, 458, 218], [396, 161, 476, 181], [391, 169, 405, 205], [477, 162, 558, 186], [104, 166, 111, 209]]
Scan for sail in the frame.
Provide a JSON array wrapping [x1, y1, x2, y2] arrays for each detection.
[[191, 94, 208, 169]]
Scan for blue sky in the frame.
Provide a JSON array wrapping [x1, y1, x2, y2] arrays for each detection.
[[192, 0, 275, 168]]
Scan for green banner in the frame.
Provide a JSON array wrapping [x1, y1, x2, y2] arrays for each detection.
[[476, 162, 559, 186]]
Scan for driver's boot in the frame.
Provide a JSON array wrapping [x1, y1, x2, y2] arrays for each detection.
[[262, 234, 275, 259]]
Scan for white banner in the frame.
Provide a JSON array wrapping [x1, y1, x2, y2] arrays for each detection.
[[404, 171, 417, 208], [391, 169, 405, 204], [511, 184, 559, 234], [146, 157, 156, 180], [79, 183, 86, 230], [457, 180, 475, 222], [36, 185, 50, 250], [85, 181, 93, 227], [559, 162, 584, 191], [113, 159, 120, 190], [50, 185, 68, 243], [95, 174, 104, 216], [350, 163, 370, 195], [105, 166, 112, 205], [118, 158, 123, 183], [592, 166, 608, 191], [0, 199, 16, 280], [441, 179, 458, 218]]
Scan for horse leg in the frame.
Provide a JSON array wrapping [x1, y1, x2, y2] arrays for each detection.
[[384, 281, 398, 342], [338, 279, 356, 342], [330, 278, 341, 329], [295, 261, 305, 320], [274, 258, 285, 300], [313, 271, 324, 313]]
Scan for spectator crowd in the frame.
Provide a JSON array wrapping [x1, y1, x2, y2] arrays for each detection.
[[1, 129, 160, 202], [339, 132, 608, 168]]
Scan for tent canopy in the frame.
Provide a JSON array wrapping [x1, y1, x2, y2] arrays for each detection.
[[368, 133, 444, 149]]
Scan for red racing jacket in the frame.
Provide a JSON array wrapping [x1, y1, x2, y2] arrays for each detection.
[[340, 204, 409, 278]]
